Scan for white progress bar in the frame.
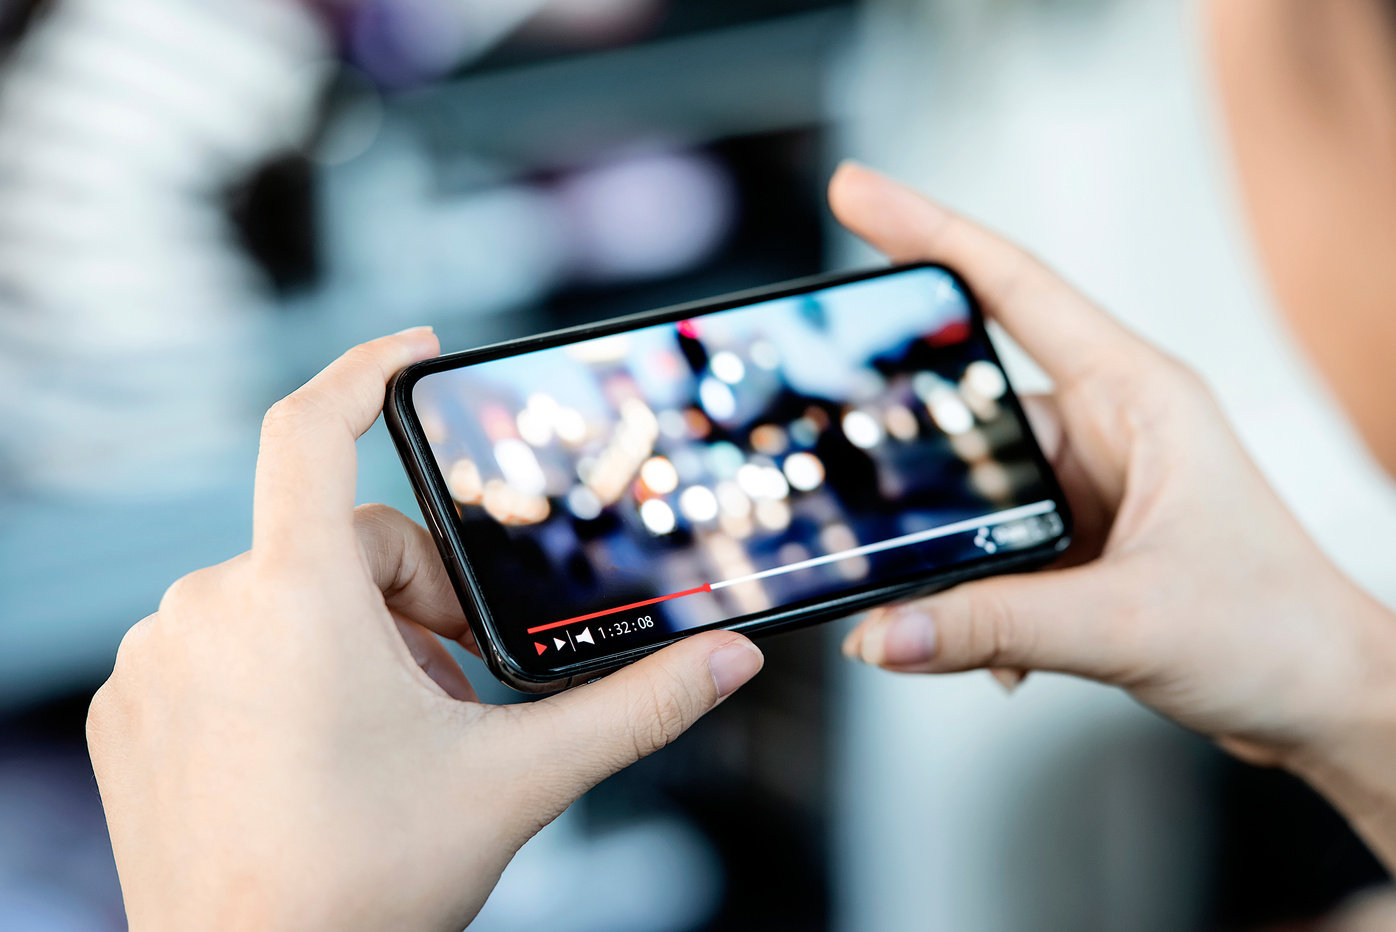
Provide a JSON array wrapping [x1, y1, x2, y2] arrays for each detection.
[[707, 499, 1059, 591]]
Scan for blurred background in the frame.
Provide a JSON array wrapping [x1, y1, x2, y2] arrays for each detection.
[[1, 0, 1395, 929]]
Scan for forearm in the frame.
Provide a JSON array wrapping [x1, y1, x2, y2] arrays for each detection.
[[1287, 590, 1396, 873]]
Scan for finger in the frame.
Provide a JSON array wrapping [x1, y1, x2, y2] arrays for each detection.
[[355, 504, 479, 656], [827, 162, 1144, 387], [1020, 394, 1113, 564], [522, 631, 763, 797], [393, 614, 479, 702], [842, 565, 1137, 682], [253, 329, 439, 558], [1019, 394, 1065, 462]]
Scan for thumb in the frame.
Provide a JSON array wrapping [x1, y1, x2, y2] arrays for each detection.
[[522, 631, 763, 798], [843, 565, 1135, 683]]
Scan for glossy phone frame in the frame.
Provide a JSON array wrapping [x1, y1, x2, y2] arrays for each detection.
[[385, 264, 1072, 692]]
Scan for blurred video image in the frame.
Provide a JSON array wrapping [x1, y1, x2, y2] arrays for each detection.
[[411, 266, 1063, 672]]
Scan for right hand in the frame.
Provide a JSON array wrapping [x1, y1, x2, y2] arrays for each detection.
[[87, 331, 764, 932], [830, 164, 1396, 853]]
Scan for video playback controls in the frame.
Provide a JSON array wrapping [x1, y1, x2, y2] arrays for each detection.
[[533, 626, 596, 656]]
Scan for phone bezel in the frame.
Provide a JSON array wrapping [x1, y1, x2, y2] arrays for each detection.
[[385, 263, 1072, 692]]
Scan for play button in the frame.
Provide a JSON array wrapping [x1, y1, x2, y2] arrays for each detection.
[[534, 642, 547, 655]]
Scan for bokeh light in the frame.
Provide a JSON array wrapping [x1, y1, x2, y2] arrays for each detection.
[[639, 497, 677, 535], [782, 452, 825, 492], [678, 485, 719, 523], [841, 410, 883, 450], [640, 455, 680, 495], [710, 350, 746, 385]]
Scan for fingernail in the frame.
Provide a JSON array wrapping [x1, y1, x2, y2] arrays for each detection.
[[880, 611, 937, 665], [990, 668, 1027, 693], [394, 325, 434, 336], [709, 641, 764, 699]]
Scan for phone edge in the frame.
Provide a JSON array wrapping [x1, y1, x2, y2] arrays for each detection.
[[385, 262, 1074, 692]]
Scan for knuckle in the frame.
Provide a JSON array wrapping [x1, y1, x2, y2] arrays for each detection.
[[1151, 352, 1209, 399], [629, 672, 693, 759], [261, 393, 310, 434], [353, 503, 405, 539], [924, 212, 963, 256], [85, 681, 111, 730], [342, 341, 383, 370], [1090, 345, 1214, 440], [113, 613, 156, 670], [354, 502, 396, 523], [336, 346, 389, 397], [353, 503, 413, 576], [85, 683, 115, 756], [1120, 341, 1198, 394], [156, 578, 184, 616], [961, 590, 1028, 667], [156, 567, 207, 615], [87, 673, 147, 770], [1139, 358, 1220, 436], [85, 676, 132, 747], [260, 391, 339, 446], [103, 617, 156, 720]]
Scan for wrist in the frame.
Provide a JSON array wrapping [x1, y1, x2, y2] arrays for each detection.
[[1283, 586, 1396, 871]]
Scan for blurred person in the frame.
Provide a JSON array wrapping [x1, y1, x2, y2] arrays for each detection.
[[84, 5, 1396, 932], [0, 0, 326, 498], [0, 0, 557, 501], [1209, 0, 1396, 479], [0, 0, 689, 502]]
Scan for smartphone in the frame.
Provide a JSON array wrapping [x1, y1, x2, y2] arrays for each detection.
[[386, 264, 1071, 692]]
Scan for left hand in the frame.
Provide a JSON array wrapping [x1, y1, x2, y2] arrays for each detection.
[[87, 329, 764, 932], [828, 163, 1394, 789]]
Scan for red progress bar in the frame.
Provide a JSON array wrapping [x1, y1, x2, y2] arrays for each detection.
[[526, 583, 712, 634]]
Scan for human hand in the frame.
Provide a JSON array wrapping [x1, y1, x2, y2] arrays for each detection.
[[831, 163, 1396, 812], [86, 330, 764, 932]]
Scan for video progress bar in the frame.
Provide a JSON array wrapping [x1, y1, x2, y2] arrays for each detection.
[[711, 499, 1056, 589], [527, 499, 1056, 635], [526, 585, 712, 634]]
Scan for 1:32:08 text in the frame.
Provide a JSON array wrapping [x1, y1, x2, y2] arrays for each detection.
[[599, 615, 656, 638]]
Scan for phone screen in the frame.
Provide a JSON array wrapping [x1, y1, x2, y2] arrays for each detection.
[[408, 266, 1065, 678]]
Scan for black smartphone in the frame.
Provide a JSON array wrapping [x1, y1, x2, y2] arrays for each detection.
[[386, 264, 1071, 692]]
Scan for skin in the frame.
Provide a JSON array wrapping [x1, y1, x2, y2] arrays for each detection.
[[86, 329, 764, 932], [91, 175, 1396, 924], [91, 21, 1396, 909], [1207, 3, 1396, 907], [830, 162, 1396, 873], [1209, 0, 1396, 476]]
